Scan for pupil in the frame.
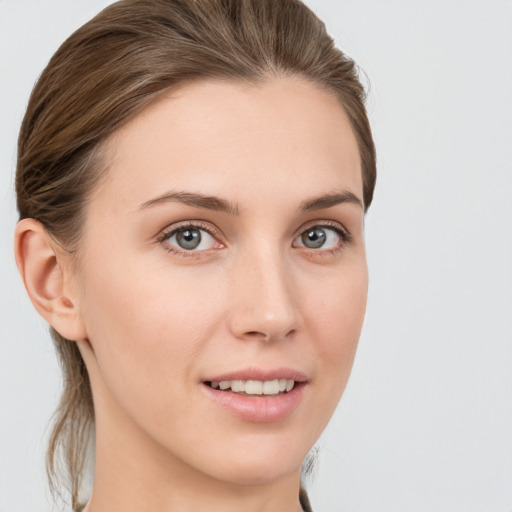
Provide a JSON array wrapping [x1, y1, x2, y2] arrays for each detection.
[[302, 228, 326, 249], [177, 229, 201, 250]]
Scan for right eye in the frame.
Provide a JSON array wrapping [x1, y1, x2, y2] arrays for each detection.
[[158, 223, 224, 254]]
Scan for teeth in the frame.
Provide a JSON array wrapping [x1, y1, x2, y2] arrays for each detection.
[[231, 380, 244, 392], [245, 380, 263, 394], [209, 379, 297, 395], [263, 379, 279, 395]]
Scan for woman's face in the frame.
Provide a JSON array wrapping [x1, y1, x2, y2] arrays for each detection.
[[73, 77, 367, 485]]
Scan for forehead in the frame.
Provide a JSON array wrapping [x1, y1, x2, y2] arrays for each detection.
[[92, 77, 362, 214]]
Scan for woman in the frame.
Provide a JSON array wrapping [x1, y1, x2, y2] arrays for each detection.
[[13, 0, 376, 510]]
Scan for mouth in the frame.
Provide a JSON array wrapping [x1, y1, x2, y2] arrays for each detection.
[[201, 370, 307, 422], [205, 378, 296, 396]]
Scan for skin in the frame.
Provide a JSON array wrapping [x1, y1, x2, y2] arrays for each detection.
[[16, 77, 367, 512]]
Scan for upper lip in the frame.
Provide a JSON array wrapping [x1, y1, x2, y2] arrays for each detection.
[[203, 367, 308, 383]]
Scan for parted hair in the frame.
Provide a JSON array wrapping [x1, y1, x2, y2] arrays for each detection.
[[15, 0, 376, 510]]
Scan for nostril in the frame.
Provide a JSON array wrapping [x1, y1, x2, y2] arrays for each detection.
[[243, 328, 296, 342], [244, 330, 274, 341]]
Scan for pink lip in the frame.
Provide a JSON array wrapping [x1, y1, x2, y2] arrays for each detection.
[[204, 367, 308, 383], [201, 367, 308, 423]]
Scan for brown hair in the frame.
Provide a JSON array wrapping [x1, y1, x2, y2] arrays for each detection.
[[16, 0, 376, 510]]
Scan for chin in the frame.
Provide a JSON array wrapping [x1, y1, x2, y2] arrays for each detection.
[[193, 433, 310, 486], [208, 457, 302, 487]]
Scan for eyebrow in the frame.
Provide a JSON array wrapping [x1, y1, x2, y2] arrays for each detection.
[[299, 190, 363, 211], [138, 189, 363, 214], [138, 191, 239, 215]]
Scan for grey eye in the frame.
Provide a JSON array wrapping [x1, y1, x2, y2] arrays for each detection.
[[294, 225, 344, 251], [176, 228, 202, 250], [162, 224, 220, 253], [301, 228, 327, 248]]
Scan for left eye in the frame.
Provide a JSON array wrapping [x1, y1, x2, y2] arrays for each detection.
[[294, 226, 342, 250], [164, 227, 218, 251]]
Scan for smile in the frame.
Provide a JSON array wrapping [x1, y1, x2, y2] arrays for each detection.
[[202, 369, 307, 423], [207, 379, 295, 395]]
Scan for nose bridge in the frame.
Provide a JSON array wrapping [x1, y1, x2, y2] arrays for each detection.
[[228, 241, 299, 342]]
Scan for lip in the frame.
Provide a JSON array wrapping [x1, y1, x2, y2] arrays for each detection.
[[204, 367, 308, 383], [201, 367, 308, 423]]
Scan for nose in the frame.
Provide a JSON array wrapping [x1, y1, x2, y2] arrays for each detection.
[[227, 245, 301, 343]]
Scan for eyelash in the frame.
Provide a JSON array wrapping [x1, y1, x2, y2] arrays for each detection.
[[156, 220, 352, 257], [295, 220, 352, 257], [156, 220, 223, 258]]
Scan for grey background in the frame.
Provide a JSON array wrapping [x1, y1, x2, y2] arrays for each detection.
[[1, 1, 511, 511]]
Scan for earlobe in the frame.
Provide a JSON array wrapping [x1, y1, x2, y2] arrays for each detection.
[[14, 218, 87, 341]]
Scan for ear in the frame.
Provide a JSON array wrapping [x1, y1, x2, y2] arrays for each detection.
[[14, 218, 87, 341]]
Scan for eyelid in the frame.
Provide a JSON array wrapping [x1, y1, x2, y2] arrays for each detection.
[[156, 220, 224, 255], [155, 219, 351, 257], [295, 219, 352, 244]]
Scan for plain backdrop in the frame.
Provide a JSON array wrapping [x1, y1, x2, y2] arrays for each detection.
[[1, 1, 511, 511]]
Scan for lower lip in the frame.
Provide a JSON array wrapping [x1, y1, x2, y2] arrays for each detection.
[[202, 382, 306, 423]]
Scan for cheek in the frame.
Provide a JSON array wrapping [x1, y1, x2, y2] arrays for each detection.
[[78, 253, 224, 419], [303, 260, 368, 400], [322, 278, 366, 362]]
